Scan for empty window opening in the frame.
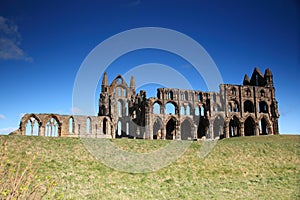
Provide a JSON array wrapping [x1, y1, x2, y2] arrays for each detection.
[[244, 100, 254, 113], [166, 102, 176, 115], [118, 87, 122, 97], [69, 117, 74, 133], [184, 91, 188, 101], [86, 117, 91, 134], [126, 122, 129, 135], [229, 116, 240, 137], [153, 102, 160, 114], [259, 101, 268, 113], [25, 117, 39, 136], [168, 91, 173, 100], [229, 100, 239, 112], [198, 93, 203, 101], [116, 77, 122, 85], [45, 118, 58, 137], [186, 105, 190, 115], [117, 121, 122, 137], [259, 118, 269, 135], [124, 89, 127, 97], [180, 106, 185, 115], [103, 118, 107, 134]]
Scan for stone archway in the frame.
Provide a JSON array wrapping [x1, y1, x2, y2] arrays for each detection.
[[153, 118, 163, 139], [229, 116, 240, 137], [213, 115, 224, 138], [181, 118, 193, 140], [244, 117, 255, 136], [259, 117, 272, 135], [197, 116, 209, 138], [166, 118, 176, 140]]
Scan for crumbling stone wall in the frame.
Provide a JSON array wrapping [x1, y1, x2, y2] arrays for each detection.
[[19, 113, 113, 138]]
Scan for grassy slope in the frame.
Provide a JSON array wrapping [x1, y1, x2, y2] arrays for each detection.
[[0, 135, 299, 199]]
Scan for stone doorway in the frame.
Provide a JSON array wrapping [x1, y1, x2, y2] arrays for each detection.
[[166, 118, 176, 140]]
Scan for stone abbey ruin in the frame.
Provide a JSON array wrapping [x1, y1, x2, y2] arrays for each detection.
[[16, 67, 279, 140]]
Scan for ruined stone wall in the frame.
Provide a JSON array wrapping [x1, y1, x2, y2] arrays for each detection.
[[16, 67, 279, 140], [19, 113, 113, 138]]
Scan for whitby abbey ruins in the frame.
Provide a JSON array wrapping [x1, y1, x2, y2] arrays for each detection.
[[16, 67, 279, 140]]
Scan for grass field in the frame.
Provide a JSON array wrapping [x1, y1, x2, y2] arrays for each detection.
[[0, 135, 299, 199]]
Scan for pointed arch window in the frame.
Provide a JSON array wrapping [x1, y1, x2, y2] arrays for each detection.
[[153, 102, 161, 114], [86, 117, 91, 134], [168, 91, 173, 100], [25, 117, 39, 136], [186, 105, 190, 115], [166, 102, 176, 115], [69, 117, 74, 133], [45, 118, 58, 137], [117, 121, 122, 136], [103, 118, 107, 135]]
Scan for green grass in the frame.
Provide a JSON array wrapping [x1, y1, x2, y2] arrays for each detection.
[[0, 135, 299, 199]]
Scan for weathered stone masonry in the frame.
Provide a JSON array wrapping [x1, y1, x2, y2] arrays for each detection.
[[16, 67, 279, 139]]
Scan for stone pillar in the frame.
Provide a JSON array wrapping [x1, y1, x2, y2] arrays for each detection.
[[107, 122, 111, 137], [240, 122, 245, 136], [225, 122, 229, 138], [111, 125, 115, 139], [20, 123, 25, 135], [269, 125, 273, 135], [58, 125, 62, 137], [209, 124, 213, 139], [95, 123, 98, 138], [162, 128, 166, 140], [148, 125, 153, 140], [255, 123, 259, 136], [176, 124, 181, 140], [39, 126, 45, 136], [194, 125, 198, 139], [145, 111, 152, 139], [78, 124, 81, 137]]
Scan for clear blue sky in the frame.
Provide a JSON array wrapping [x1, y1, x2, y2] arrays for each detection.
[[0, 0, 299, 134]]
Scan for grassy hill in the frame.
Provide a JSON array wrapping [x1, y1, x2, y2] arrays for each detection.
[[0, 135, 299, 199]]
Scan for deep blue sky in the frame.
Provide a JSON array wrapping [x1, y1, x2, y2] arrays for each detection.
[[0, 0, 299, 134]]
